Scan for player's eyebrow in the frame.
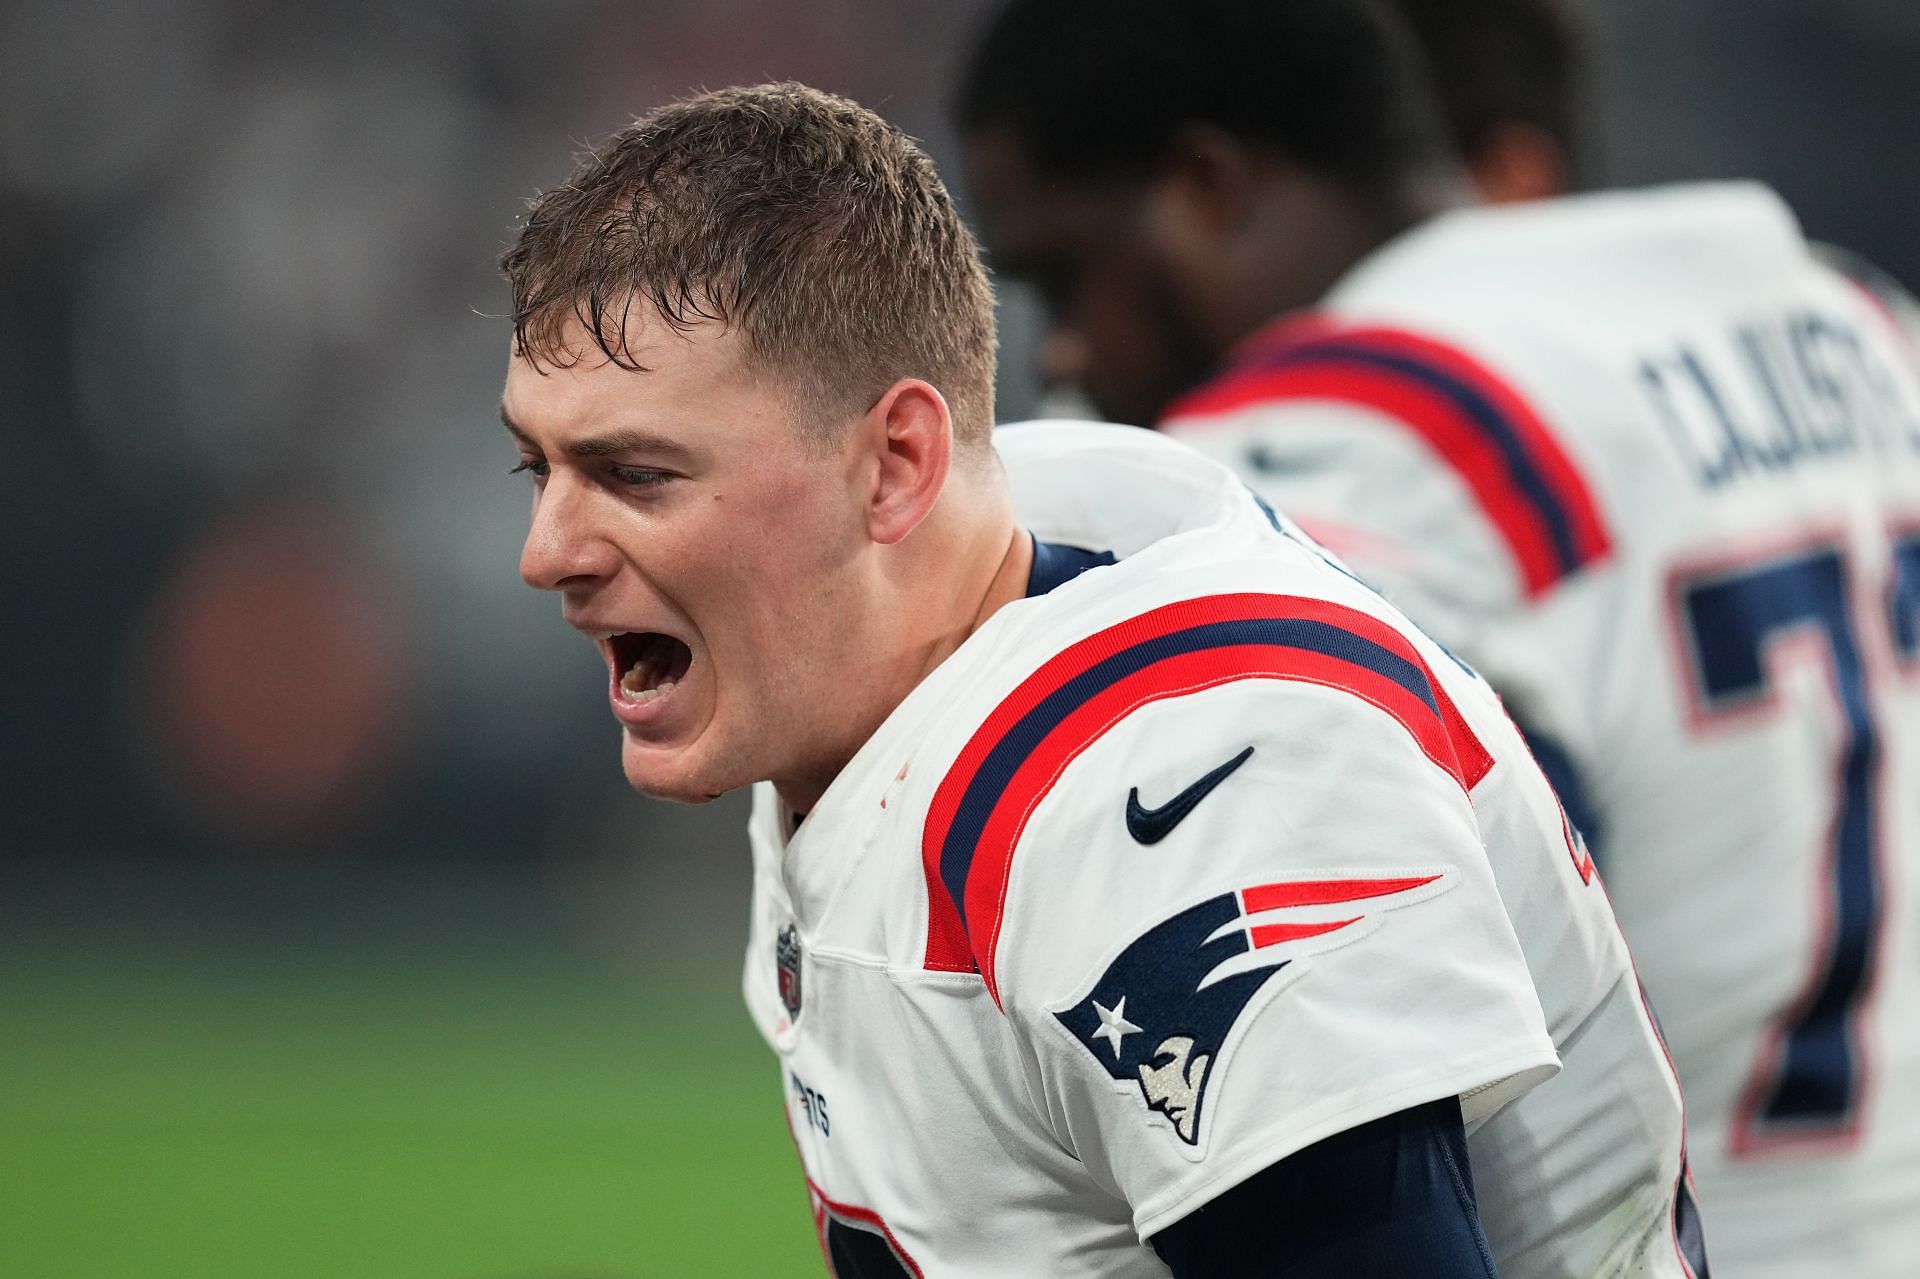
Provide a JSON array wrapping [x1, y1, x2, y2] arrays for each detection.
[[500, 405, 696, 463]]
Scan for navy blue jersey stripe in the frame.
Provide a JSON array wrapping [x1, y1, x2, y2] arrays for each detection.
[[937, 616, 1443, 937], [1257, 340, 1586, 579]]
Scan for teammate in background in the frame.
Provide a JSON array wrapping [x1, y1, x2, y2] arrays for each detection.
[[500, 82, 1702, 1277], [957, 2, 1920, 1275], [1390, 0, 1587, 204]]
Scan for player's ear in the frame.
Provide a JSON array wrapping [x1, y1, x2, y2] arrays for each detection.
[[1468, 123, 1570, 204], [1145, 123, 1263, 256], [860, 378, 952, 546]]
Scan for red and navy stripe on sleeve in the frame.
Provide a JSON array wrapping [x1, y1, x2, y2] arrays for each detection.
[[920, 593, 1494, 1004], [1164, 318, 1612, 598]]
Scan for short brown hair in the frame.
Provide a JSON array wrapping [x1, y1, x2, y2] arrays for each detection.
[[503, 82, 997, 448]]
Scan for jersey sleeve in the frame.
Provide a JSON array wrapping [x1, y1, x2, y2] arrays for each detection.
[[1158, 322, 1622, 834], [968, 671, 1560, 1240]]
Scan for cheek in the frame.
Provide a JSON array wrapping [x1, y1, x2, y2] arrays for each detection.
[[1083, 286, 1156, 366], [1072, 278, 1175, 406], [731, 479, 857, 575], [1075, 254, 1164, 364], [695, 481, 866, 646]]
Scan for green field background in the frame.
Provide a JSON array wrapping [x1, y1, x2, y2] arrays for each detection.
[[1, 954, 822, 1279]]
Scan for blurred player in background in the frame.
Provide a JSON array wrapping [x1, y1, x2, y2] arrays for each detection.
[[958, 1, 1920, 1274], [500, 81, 1705, 1276], [1390, 0, 1588, 204], [1390, 0, 1920, 337]]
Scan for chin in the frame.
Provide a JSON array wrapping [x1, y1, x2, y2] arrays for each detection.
[[619, 735, 744, 804]]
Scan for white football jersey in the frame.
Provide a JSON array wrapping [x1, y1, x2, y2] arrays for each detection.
[[742, 422, 1698, 1278], [1160, 183, 1920, 1278]]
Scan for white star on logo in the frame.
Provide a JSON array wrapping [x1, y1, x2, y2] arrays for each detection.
[[1090, 996, 1143, 1059]]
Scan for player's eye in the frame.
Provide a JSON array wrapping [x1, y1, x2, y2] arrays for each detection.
[[605, 464, 674, 490], [508, 458, 549, 481]]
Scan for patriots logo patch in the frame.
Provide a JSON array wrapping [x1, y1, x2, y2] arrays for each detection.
[[1053, 873, 1451, 1146]]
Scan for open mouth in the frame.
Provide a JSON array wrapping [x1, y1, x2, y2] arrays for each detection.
[[608, 631, 693, 705]]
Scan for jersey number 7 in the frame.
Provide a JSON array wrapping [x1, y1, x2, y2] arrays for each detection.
[[1673, 528, 1920, 1156]]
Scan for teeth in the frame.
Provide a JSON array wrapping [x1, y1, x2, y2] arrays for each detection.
[[612, 636, 682, 708], [589, 630, 616, 641], [619, 663, 676, 704]]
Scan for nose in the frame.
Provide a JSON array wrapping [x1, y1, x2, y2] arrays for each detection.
[[519, 479, 618, 592], [1041, 326, 1091, 390]]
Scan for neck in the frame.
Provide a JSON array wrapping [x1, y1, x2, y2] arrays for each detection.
[[771, 489, 1030, 817], [898, 513, 1033, 710]]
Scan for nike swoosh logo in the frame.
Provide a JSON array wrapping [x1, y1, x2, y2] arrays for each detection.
[[1246, 443, 1313, 476], [1126, 746, 1256, 845]]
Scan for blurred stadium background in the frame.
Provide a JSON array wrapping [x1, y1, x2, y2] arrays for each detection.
[[1, 1, 1915, 1275]]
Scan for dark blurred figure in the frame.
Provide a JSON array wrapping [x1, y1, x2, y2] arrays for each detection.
[[958, 2, 1920, 1274]]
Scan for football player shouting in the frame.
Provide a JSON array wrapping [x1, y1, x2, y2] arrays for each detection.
[[500, 82, 1702, 1277]]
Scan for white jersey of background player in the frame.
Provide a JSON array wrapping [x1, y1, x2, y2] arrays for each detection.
[[1155, 184, 1920, 1276], [743, 421, 1700, 1277]]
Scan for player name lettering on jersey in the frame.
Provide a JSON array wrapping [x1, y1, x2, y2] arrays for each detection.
[[1639, 307, 1920, 491]]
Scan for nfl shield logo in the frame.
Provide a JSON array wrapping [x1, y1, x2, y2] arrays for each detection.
[[775, 924, 804, 1018]]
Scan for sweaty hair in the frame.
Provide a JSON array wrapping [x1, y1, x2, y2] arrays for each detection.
[[503, 82, 997, 448], [956, 0, 1452, 198], [1387, 0, 1587, 174]]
